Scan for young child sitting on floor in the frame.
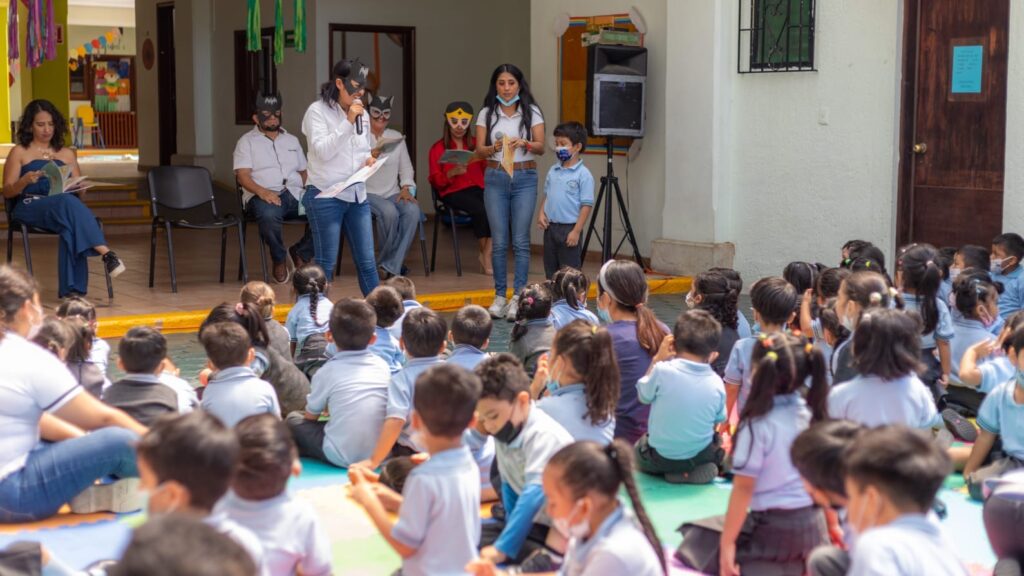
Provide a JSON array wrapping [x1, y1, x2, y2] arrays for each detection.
[[509, 283, 556, 378], [790, 420, 867, 576], [56, 296, 111, 379], [200, 322, 281, 427], [826, 308, 939, 430], [111, 515, 258, 576], [467, 440, 664, 576], [365, 285, 406, 372], [533, 320, 619, 444], [33, 315, 105, 397], [286, 298, 390, 468], [286, 264, 333, 364], [136, 411, 268, 574], [102, 326, 179, 426], [476, 353, 574, 567], [240, 281, 291, 360], [361, 307, 448, 469], [832, 271, 903, 385], [677, 333, 830, 575], [549, 267, 599, 329], [842, 425, 966, 575], [384, 276, 422, 341], [447, 304, 492, 371], [635, 309, 727, 484], [798, 267, 850, 384], [350, 364, 483, 576], [218, 414, 331, 576]]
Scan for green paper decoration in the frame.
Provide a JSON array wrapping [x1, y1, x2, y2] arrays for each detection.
[[273, 0, 284, 64], [246, 0, 261, 52], [294, 0, 306, 53]]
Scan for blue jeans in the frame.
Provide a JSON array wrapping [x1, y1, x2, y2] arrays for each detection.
[[0, 427, 139, 523], [246, 191, 313, 264], [484, 168, 538, 297], [301, 186, 379, 296], [13, 194, 106, 298], [367, 193, 421, 276]]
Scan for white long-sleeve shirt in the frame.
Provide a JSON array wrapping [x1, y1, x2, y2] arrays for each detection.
[[366, 128, 415, 199], [301, 98, 372, 202]]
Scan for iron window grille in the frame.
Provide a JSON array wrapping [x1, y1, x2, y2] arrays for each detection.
[[739, 0, 816, 73]]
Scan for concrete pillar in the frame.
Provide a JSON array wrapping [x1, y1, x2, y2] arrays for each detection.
[[170, 0, 214, 170]]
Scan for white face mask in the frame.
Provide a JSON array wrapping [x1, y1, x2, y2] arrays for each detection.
[[26, 301, 43, 340], [685, 292, 697, 309], [848, 488, 881, 538], [949, 267, 962, 281], [552, 499, 591, 540]]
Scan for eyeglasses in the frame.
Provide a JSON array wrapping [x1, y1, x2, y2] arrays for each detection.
[[370, 109, 392, 121], [447, 117, 470, 128]]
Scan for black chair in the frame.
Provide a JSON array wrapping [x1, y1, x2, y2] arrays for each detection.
[[147, 166, 248, 293], [234, 182, 309, 283], [334, 202, 431, 279], [4, 196, 114, 301], [430, 186, 474, 277]]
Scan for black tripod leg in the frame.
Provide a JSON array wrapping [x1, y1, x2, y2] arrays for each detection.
[[580, 178, 606, 264], [610, 178, 645, 266]]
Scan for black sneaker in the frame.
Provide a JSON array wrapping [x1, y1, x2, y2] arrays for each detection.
[[995, 559, 1023, 576], [102, 251, 126, 278], [941, 408, 978, 442]]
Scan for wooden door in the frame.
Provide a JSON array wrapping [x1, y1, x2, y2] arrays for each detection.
[[897, 0, 1010, 249], [157, 3, 177, 166]]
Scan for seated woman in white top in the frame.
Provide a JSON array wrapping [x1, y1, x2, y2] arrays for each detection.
[[364, 94, 422, 280], [0, 265, 146, 523]]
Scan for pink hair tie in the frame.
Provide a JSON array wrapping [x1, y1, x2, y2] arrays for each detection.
[[235, 302, 246, 315]]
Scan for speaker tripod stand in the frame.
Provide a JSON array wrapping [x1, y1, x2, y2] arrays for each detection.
[[581, 137, 644, 266]]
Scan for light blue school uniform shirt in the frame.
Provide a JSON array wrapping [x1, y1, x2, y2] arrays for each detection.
[[391, 446, 481, 576], [537, 384, 614, 444], [950, 316, 997, 387], [637, 358, 726, 460], [201, 366, 281, 428], [463, 428, 495, 493], [446, 344, 489, 372], [368, 326, 405, 373], [560, 504, 662, 576], [550, 300, 600, 330], [810, 318, 835, 385], [724, 336, 760, 414], [980, 355, 1016, 394], [939, 278, 953, 309], [386, 356, 445, 451], [543, 160, 594, 224], [305, 350, 391, 467], [993, 266, 1024, 319], [977, 378, 1024, 460], [285, 295, 333, 350], [848, 514, 968, 576], [388, 299, 423, 341], [828, 373, 939, 429], [902, 294, 955, 349], [732, 393, 813, 511], [737, 312, 753, 339]]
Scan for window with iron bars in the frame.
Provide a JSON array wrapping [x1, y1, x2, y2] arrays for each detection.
[[739, 0, 816, 73]]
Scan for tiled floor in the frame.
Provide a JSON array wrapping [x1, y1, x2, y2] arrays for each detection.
[[8, 223, 626, 318]]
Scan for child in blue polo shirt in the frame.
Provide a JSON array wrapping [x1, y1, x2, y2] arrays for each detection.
[[359, 307, 448, 469], [991, 233, 1024, 319], [384, 276, 422, 341], [200, 322, 281, 428], [366, 286, 406, 373], [349, 364, 482, 576], [447, 305, 492, 371], [549, 267, 599, 329], [635, 310, 727, 484], [537, 122, 594, 279]]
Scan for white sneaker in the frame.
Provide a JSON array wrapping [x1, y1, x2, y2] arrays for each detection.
[[488, 296, 509, 319], [69, 477, 143, 514], [505, 295, 521, 322]]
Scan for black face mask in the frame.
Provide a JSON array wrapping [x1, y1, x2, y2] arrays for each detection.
[[492, 404, 524, 444]]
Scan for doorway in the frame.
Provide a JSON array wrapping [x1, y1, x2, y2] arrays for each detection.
[[896, 0, 1010, 249], [157, 2, 177, 166]]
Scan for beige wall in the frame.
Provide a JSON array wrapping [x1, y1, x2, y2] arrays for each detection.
[[135, 0, 158, 167]]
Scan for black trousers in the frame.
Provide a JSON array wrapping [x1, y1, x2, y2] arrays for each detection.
[[543, 223, 581, 279], [442, 186, 491, 239]]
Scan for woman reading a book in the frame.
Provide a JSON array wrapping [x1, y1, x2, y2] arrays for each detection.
[[1, 99, 126, 299], [428, 100, 492, 274]]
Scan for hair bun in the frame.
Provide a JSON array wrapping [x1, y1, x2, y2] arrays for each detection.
[[869, 292, 883, 305]]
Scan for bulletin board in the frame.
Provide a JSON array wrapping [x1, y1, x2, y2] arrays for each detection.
[[559, 14, 642, 155]]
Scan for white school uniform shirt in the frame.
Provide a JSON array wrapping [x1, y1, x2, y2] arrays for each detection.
[[200, 366, 281, 428], [89, 336, 110, 374], [388, 299, 422, 341], [285, 295, 333, 351], [216, 490, 332, 576], [391, 446, 481, 576], [476, 104, 544, 162], [365, 128, 415, 199], [827, 373, 939, 429], [158, 371, 199, 412], [205, 511, 271, 576], [977, 377, 1024, 460], [848, 514, 968, 576], [732, 393, 813, 511], [463, 428, 496, 493], [233, 126, 308, 205], [301, 99, 372, 201], [0, 333, 83, 480], [560, 504, 662, 576], [537, 383, 614, 444], [386, 356, 446, 451], [305, 349, 391, 467], [637, 358, 726, 460], [446, 344, 489, 372], [496, 404, 574, 500]]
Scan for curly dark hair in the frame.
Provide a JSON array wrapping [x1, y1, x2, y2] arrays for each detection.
[[17, 99, 67, 150]]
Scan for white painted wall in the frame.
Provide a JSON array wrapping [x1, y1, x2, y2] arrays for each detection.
[[69, 26, 136, 56], [529, 0, 667, 253], [135, 0, 157, 167], [1003, 4, 1024, 233], [68, 4, 134, 28]]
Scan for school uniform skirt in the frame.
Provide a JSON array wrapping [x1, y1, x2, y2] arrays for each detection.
[[676, 505, 829, 576]]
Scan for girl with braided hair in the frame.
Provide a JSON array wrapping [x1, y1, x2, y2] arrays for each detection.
[[285, 264, 333, 363]]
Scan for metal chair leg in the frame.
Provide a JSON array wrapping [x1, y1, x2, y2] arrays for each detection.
[[431, 215, 440, 273], [449, 210, 462, 277], [236, 224, 249, 284], [165, 223, 177, 293], [418, 219, 429, 277], [6, 227, 13, 263], [258, 237, 269, 284], [21, 225, 32, 275], [149, 223, 157, 288], [237, 221, 246, 282], [97, 219, 113, 302], [219, 228, 227, 284]]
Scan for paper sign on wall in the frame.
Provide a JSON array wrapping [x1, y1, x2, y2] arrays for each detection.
[[951, 45, 984, 94]]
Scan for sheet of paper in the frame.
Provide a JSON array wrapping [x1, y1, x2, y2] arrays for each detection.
[[372, 135, 405, 154], [501, 134, 514, 177], [316, 154, 391, 199]]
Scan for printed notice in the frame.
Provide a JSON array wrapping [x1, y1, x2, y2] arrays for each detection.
[[951, 45, 984, 94]]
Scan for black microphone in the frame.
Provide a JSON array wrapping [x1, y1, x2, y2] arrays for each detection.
[[356, 114, 363, 135]]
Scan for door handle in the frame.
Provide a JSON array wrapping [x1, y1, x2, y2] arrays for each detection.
[[913, 143, 928, 155]]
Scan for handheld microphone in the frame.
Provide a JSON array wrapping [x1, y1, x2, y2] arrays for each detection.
[[494, 131, 504, 148], [356, 115, 363, 136]]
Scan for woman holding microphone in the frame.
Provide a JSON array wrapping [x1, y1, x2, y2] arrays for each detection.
[[301, 58, 379, 295], [476, 63, 545, 320]]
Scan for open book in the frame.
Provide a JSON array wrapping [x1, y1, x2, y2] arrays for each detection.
[[372, 135, 405, 155], [438, 149, 482, 166], [40, 161, 107, 195]]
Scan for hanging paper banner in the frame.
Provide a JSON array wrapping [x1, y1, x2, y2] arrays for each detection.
[[246, 0, 261, 51], [27, 0, 43, 68], [294, 0, 306, 52], [7, 0, 19, 62], [44, 0, 56, 61], [273, 0, 284, 64], [99, 36, 107, 48]]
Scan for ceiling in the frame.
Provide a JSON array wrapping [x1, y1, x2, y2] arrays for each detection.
[[68, 0, 134, 7]]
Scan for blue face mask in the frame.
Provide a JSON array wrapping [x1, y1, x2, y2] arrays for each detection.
[[1016, 369, 1024, 390], [597, 306, 612, 324], [556, 146, 573, 162], [497, 94, 521, 107]]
